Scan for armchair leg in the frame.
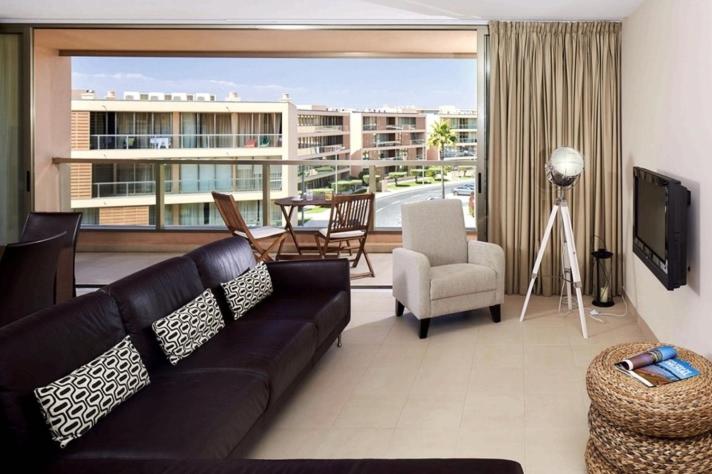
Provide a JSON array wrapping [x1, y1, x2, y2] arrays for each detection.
[[395, 300, 404, 317], [419, 318, 431, 339], [490, 304, 502, 323], [337, 333, 342, 348]]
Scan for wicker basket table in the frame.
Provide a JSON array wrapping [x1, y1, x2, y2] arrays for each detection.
[[589, 407, 712, 474], [585, 439, 620, 474], [586, 342, 712, 438]]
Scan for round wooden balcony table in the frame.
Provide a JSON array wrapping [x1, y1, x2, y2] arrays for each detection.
[[274, 196, 332, 255]]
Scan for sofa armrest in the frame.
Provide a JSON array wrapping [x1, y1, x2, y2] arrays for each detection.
[[266, 258, 350, 297], [467, 240, 505, 302], [392, 247, 432, 319]]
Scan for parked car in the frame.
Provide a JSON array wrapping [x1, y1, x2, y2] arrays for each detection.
[[453, 183, 475, 196]]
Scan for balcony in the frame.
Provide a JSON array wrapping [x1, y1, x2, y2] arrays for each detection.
[[297, 125, 345, 133], [297, 144, 348, 157], [89, 133, 283, 150], [59, 157, 477, 231]]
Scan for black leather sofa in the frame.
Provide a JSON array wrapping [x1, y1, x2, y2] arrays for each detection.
[[0, 237, 523, 474]]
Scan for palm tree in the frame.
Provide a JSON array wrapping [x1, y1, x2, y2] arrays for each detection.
[[427, 120, 457, 198]]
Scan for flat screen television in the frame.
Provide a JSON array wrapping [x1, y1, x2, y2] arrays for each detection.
[[633, 167, 690, 290]]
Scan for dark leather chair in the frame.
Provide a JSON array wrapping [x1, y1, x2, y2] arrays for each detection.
[[0, 232, 65, 326], [20, 212, 82, 303]]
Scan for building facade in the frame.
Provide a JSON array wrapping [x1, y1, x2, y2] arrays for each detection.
[[69, 90, 298, 227]]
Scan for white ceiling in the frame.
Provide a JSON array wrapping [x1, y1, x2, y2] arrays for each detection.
[[0, 0, 644, 24]]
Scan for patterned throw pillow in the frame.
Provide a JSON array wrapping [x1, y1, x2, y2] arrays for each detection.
[[221, 262, 273, 319], [152, 289, 225, 365], [34, 336, 149, 448]]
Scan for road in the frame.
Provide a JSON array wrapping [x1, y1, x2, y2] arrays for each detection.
[[375, 182, 463, 227], [300, 181, 475, 228]]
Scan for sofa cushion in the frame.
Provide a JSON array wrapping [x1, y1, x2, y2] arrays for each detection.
[[105, 257, 205, 371], [242, 291, 348, 349], [34, 336, 150, 448], [222, 262, 273, 320], [0, 291, 126, 461], [160, 320, 317, 404], [430, 263, 497, 300], [152, 289, 225, 365], [60, 370, 269, 461]]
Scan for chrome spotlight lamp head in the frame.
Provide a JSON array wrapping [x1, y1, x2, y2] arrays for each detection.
[[546, 146, 584, 189]]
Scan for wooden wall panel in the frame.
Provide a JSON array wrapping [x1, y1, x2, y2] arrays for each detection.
[[99, 206, 150, 226]]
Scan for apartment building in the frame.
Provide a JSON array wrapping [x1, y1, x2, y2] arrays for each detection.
[[296, 106, 351, 189], [69, 90, 298, 227], [423, 107, 477, 160], [349, 109, 427, 175]]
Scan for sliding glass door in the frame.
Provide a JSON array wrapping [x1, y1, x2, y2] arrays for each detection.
[[0, 29, 30, 244]]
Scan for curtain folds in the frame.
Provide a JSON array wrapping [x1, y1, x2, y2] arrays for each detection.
[[487, 21, 622, 296]]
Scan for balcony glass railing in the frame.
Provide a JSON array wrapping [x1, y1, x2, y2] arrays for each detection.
[[59, 157, 477, 231], [89, 133, 283, 150]]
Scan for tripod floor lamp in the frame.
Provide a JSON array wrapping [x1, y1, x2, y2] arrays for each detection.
[[519, 147, 589, 339]]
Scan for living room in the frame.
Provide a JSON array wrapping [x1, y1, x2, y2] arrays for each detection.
[[0, 1, 710, 473]]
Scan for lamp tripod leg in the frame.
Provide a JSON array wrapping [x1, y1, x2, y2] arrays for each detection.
[[559, 202, 588, 339], [520, 204, 560, 322]]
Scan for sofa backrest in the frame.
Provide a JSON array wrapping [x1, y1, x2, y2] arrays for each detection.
[[0, 291, 126, 461], [187, 237, 256, 289], [104, 256, 205, 370], [186, 237, 256, 317]]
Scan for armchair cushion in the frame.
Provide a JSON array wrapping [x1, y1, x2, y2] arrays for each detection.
[[430, 263, 497, 300], [401, 200, 467, 266]]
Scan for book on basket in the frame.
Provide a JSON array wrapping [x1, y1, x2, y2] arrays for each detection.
[[614, 345, 700, 387]]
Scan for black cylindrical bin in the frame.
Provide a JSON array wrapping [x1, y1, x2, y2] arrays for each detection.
[[592, 248, 614, 307]]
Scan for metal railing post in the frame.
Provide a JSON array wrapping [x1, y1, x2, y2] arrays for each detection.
[[154, 163, 165, 229], [261, 163, 271, 226]]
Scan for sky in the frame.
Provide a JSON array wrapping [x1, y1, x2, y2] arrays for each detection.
[[71, 57, 476, 110]]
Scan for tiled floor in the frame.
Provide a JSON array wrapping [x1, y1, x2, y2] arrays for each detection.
[[243, 290, 646, 474], [76, 251, 646, 472]]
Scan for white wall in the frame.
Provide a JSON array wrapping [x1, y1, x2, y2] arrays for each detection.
[[622, 0, 712, 357]]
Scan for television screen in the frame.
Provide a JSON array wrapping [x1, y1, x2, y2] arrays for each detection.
[[633, 167, 690, 290], [636, 178, 666, 260]]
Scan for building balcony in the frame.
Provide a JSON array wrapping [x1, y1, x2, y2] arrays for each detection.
[[89, 133, 283, 150], [297, 125, 345, 134]]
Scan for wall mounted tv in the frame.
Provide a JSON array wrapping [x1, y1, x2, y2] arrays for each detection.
[[633, 167, 690, 290]]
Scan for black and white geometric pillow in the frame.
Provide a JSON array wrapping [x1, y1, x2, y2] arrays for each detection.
[[152, 289, 225, 365], [221, 262, 273, 319], [34, 336, 149, 448]]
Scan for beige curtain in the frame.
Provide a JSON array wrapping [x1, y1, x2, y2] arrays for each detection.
[[488, 21, 622, 296]]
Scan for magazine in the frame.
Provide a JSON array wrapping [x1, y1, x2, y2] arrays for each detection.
[[614, 345, 700, 387]]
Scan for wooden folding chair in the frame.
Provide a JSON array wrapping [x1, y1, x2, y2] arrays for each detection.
[[212, 191, 286, 262], [314, 193, 375, 279]]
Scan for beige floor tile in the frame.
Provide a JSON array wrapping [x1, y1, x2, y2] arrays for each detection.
[[410, 364, 472, 400], [371, 342, 428, 370], [473, 343, 524, 369], [456, 426, 525, 464], [269, 395, 346, 430], [387, 428, 459, 458], [312, 428, 394, 458], [461, 393, 525, 430], [525, 392, 588, 430], [523, 323, 571, 345], [397, 398, 465, 429], [351, 365, 419, 398], [525, 426, 588, 474], [469, 366, 524, 397], [524, 366, 586, 396], [341, 320, 393, 345], [524, 345, 576, 370], [333, 397, 407, 429]]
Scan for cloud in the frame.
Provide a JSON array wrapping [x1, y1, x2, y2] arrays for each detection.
[[72, 71, 154, 81]]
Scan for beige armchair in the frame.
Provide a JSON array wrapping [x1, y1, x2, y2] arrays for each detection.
[[393, 199, 505, 338]]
